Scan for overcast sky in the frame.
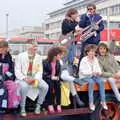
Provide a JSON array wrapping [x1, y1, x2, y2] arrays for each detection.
[[0, 0, 65, 33]]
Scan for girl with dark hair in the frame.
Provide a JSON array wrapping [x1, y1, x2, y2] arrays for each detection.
[[42, 47, 63, 114], [97, 43, 120, 101]]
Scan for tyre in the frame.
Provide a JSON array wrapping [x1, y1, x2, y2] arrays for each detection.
[[91, 93, 120, 120]]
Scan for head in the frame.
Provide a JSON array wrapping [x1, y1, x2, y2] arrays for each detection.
[[59, 46, 67, 57], [26, 39, 38, 56], [98, 43, 109, 56], [47, 47, 63, 62], [84, 44, 97, 58], [0, 40, 9, 54], [66, 8, 78, 21], [87, 3, 96, 15]]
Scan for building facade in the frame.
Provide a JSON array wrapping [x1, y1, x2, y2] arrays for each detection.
[[44, 0, 120, 39], [0, 26, 44, 39]]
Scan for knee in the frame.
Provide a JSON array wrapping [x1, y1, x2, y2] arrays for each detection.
[[41, 82, 49, 92], [108, 78, 115, 83], [88, 79, 94, 85]]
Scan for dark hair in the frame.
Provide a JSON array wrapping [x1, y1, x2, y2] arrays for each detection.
[[47, 47, 63, 62], [0, 40, 8, 48], [84, 44, 97, 55], [87, 3, 96, 9], [66, 8, 78, 17], [98, 43, 110, 53]]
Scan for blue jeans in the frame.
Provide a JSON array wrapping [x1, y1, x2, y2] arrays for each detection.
[[75, 76, 106, 103]]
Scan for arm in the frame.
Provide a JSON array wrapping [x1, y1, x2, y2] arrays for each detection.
[[79, 58, 92, 76], [62, 19, 78, 35], [42, 60, 51, 80], [96, 16, 104, 32], [99, 60, 112, 78], [15, 54, 26, 80]]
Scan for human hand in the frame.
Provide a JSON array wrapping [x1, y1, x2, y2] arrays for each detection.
[[51, 76, 58, 81]]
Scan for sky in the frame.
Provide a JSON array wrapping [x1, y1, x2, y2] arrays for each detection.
[[0, 0, 65, 33]]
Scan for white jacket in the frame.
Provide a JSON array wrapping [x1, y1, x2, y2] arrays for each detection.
[[15, 51, 43, 81], [79, 56, 102, 79], [15, 51, 43, 100]]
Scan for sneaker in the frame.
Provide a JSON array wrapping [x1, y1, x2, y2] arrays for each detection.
[[48, 105, 55, 114], [101, 102, 108, 110], [20, 107, 27, 117], [89, 103, 95, 111], [73, 94, 85, 107], [34, 104, 41, 114], [57, 105, 62, 113]]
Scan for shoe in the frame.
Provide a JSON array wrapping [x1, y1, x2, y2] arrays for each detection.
[[89, 103, 95, 111], [57, 105, 62, 113], [73, 94, 85, 107], [48, 105, 55, 114], [101, 102, 108, 110], [20, 107, 27, 117], [34, 104, 41, 114]]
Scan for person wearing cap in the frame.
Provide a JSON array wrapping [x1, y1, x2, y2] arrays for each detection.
[[15, 39, 48, 117]]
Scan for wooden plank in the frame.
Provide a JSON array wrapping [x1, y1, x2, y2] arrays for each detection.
[[75, 81, 120, 92], [0, 108, 90, 120]]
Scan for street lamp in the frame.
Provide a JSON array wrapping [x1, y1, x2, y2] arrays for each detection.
[[6, 13, 9, 40]]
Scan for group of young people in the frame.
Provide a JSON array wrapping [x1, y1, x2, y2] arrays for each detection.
[[0, 3, 120, 118]]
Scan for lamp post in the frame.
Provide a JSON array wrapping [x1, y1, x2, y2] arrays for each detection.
[[6, 13, 9, 40]]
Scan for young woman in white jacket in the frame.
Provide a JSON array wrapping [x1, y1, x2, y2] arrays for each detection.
[[75, 44, 108, 111]]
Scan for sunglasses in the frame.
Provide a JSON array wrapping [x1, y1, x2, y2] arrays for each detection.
[[87, 8, 94, 11]]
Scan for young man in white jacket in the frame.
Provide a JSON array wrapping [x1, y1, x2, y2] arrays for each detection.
[[15, 39, 48, 117]]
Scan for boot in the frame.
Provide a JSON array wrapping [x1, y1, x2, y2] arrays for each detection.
[[34, 104, 41, 114], [20, 106, 27, 117], [73, 94, 85, 107]]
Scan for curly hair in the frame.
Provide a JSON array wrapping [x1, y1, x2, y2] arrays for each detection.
[[66, 8, 78, 17], [47, 47, 63, 62], [0, 40, 8, 48], [84, 44, 97, 56]]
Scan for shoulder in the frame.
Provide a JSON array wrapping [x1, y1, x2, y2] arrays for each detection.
[[95, 13, 102, 19], [18, 51, 27, 57], [81, 56, 87, 63]]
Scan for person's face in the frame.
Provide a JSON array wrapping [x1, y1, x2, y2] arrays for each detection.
[[0, 47, 8, 54], [56, 54, 62, 61], [28, 44, 38, 55], [87, 49, 96, 58], [98, 46, 107, 56], [87, 6, 96, 15], [71, 13, 78, 20]]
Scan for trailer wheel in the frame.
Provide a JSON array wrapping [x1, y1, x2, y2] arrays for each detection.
[[91, 93, 120, 120]]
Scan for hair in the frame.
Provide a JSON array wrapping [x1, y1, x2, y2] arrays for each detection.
[[59, 46, 67, 55], [66, 8, 78, 17], [26, 39, 38, 45], [87, 3, 96, 9], [84, 44, 97, 55], [0, 40, 8, 48], [47, 47, 63, 62], [98, 43, 110, 53]]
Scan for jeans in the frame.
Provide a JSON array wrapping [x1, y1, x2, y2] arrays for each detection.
[[75, 76, 106, 103]]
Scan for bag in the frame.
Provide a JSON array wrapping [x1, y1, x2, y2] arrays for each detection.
[[0, 80, 8, 108], [61, 82, 70, 106], [4, 80, 21, 108]]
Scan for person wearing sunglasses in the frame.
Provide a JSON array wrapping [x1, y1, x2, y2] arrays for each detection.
[[78, 3, 104, 73]]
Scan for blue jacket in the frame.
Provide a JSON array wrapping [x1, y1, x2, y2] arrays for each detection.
[[79, 13, 104, 44]]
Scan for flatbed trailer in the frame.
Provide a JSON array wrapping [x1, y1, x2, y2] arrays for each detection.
[[1, 81, 120, 120]]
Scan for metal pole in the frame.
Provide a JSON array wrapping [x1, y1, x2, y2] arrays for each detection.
[[107, 7, 110, 45], [6, 13, 9, 40]]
